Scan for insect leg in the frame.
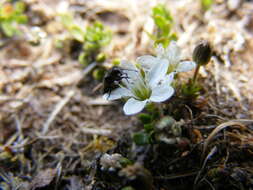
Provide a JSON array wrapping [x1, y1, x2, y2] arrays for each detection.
[[107, 90, 112, 100]]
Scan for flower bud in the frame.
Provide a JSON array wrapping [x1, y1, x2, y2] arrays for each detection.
[[192, 41, 212, 66], [92, 68, 106, 81], [96, 52, 106, 63]]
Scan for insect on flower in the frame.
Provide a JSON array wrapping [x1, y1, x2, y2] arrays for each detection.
[[103, 60, 175, 115], [103, 66, 130, 99]]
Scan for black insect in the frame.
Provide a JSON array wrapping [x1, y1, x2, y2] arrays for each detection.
[[103, 66, 129, 98]]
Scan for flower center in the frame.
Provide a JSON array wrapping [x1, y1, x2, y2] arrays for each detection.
[[167, 63, 178, 73], [131, 79, 151, 101]]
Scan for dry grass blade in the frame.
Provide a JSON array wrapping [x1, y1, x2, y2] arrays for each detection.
[[41, 90, 75, 135], [202, 119, 253, 160], [80, 127, 111, 136], [0, 168, 11, 184], [0, 0, 252, 189], [155, 171, 199, 180], [194, 146, 218, 188]]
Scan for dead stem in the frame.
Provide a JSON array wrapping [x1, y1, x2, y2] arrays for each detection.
[[202, 119, 253, 161], [41, 90, 75, 135]]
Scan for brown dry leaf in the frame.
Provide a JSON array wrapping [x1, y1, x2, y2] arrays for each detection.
[[29, 168, 57, 190]]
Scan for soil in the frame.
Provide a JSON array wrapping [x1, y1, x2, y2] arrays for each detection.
[[0, 0, 253, 190]]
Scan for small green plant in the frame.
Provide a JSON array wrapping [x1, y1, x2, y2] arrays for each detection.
[[150, 4, 177, 47], [103, 41, 197, 115], [102, 38, 208, 147], [201, 0, 213, 11], [133, 112, 185, 146], [0, 1, 27, 37], [61, 14, 112, 66], [182, 40, 212, 98], [181, 79, 202, 98], [133, 113, 155, 146], [132, 105, 160, 146]]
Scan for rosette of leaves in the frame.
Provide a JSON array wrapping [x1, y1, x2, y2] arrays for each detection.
[[79, 21, 111, 65], [0, 1, 27, 37], [150, 4, 177, 47], [61, 14, 111, 66]]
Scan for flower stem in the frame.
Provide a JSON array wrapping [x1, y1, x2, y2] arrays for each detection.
[[193, 64, 201, 84]]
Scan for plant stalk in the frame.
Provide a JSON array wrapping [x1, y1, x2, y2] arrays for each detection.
[[193, 64, 201, 84]]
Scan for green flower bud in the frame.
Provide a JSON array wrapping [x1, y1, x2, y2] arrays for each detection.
[[112, 58, 120, 66], [78, 52, 88, 66], [92, 68, 106, 81], [96, 53, 106, 63], [193, 41, 212, 66]]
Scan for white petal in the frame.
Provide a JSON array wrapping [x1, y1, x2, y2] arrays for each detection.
[[155, 44, 165, 58], [148, 59, 169, 88], [150, 85, 174, 102], [104, 88, 132, 100], [176, 61, 196, 72], [120, 60, 139, 79], [123, 98, 147, 115], [167, 41, 180, 57], [160, 72, 175, 85], [136, 55, 158, 71], [165, 41, 181, 63]]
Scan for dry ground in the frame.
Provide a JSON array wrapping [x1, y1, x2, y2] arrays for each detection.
[[0, 0, 253, 189]]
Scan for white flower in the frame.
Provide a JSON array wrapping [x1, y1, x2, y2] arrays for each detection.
[[137, 41, 196, 74], [103, 60, 175, 115]]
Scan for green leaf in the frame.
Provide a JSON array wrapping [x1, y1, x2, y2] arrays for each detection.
[[144, 124, 154, 133], [155, 37, 168, 46], [78, 52, 88, 66], [14, 2, 26, 13], [133, 132, 150, 145], [152, 4, 173, 22], [119, 158, 133, 167], [0, 2, 27, 37], [181, 79, 202, 98], [60, 14, 74, 28], [70, 25, 84, 42], [151, 4, 176, 46], [15, 15, 27, 23], [83, 21, 111, 55], [138, 113, 152, 124], [1, 22, 16, 37], [144, 31, 156, 41], [153, 15, 167, 30], [145, 102, 156, 113]]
